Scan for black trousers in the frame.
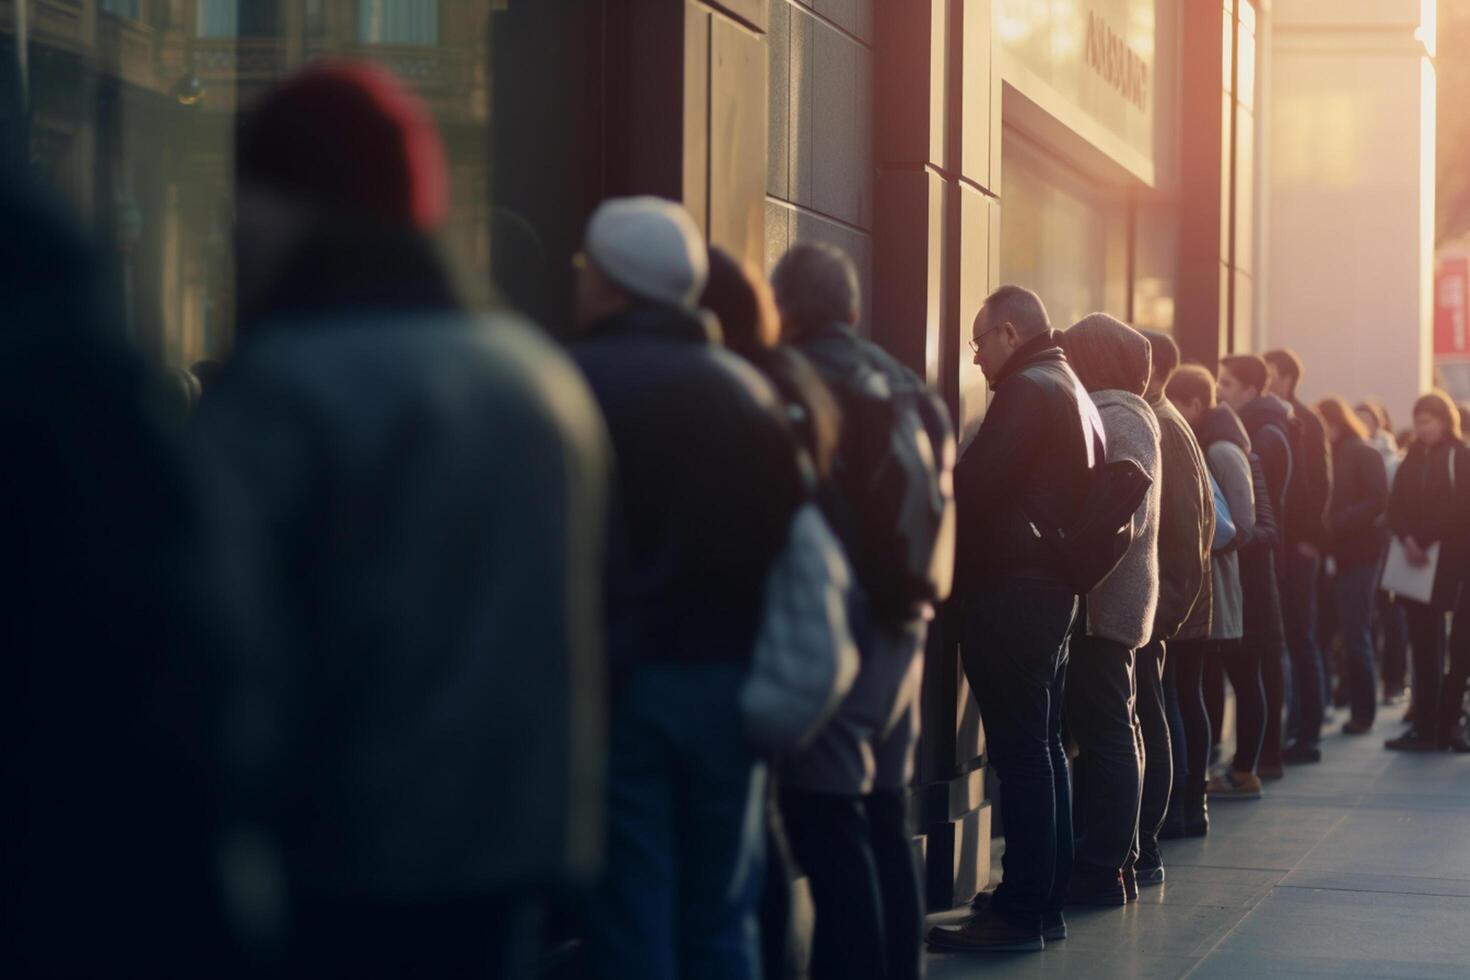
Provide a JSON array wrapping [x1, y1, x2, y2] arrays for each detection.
[[1215, 639, 1266, 774], [1136, 639, 1173, 869], [1259, 639, 1285, 769], [1406, 601, 1448, 741], [1441, 588, 1470, 741], [289, 895, 540, 979], [1377, 592, 1409, 695], [1066, 635, 1142, 875], [1204, 652, 1226, 762], [1172, 640, 1214, 805], [779, 789, 885, 980], [960, 578, 1077, 931], [865, 788, 924, 980]]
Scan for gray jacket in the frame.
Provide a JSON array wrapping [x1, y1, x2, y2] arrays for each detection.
[[1205, 441, 1252, 641], [199, 314, 611, 900], [1084, 390, 1162, 650]]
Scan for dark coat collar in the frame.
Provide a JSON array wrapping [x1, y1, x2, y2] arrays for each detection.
[[990, 329, 1067, 390]]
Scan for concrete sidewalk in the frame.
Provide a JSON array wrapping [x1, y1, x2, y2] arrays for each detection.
[[926, 718, 1470, 978]]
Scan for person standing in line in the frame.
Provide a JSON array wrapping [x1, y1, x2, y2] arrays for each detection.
[[1357, 399, 1410, 704], [1218, 355, 1293, 776], [929, 286, 1098, 954], [1171, 365, 1268, 802], [1265, 350, 1333, 762], [1384, 391, 1470, 752], [1316, 397, 1389, 735], [1057, 315, 1162, 907], [1135, 332, 1214, 877], [701, 249, 841, 980], [197, 63, 614, 978], [571, 199, 805, 980], [773, 243, 954, 980]]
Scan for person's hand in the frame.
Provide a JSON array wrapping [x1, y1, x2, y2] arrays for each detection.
[[1297, 542, 1320, 559], [1404, 537, 1430, 568]]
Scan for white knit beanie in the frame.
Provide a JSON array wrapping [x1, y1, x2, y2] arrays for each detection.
[[584, 196, 708, 309]]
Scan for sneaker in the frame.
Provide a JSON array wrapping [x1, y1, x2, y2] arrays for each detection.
[[967, 892, 1066, 942], [1123, 867, 1139, 903], [1385, 731, 1439, 752], [926, 908, 1045, 953], [1207, 769, 1264, 800], [1066, 866, 1127, 907], [1257, 761, 1285, 781], [1342, 719, 1373, 735], [1283, 743, 1322, 765]]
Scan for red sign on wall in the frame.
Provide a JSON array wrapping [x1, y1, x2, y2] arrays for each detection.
[[1436, 257, 1470, 359]]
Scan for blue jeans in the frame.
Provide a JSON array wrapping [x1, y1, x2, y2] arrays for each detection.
[[587, 662, 766, 980], [959, 578, 1078, 931], [1282, 549, 1326, 746], [1334, 563, 1380, 726]]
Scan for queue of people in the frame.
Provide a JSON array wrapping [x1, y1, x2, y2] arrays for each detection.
[[7, 59, 1470, 978]]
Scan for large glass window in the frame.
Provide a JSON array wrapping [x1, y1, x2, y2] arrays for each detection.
[[0, 1, 619, 367], [1000, 132, 1129, 330]]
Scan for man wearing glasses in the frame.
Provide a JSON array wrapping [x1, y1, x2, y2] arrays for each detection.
[[928, 285, 1101, 954]]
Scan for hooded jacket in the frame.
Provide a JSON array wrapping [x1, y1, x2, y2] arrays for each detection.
[[1152, 396, 1214, 642], [1285, 395, 1332, 550], [1327, 433, 1389, 570], [954, 331, 1099, 588], [1196, 406, 1253, 641], [1237, 394, 1295, 547]]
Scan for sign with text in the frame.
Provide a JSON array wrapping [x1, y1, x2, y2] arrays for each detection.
[[997, 0, 1166, 177], [1436, 256, 1470, 359]]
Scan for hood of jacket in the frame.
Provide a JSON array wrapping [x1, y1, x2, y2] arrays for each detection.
[[1238, 392, 1294, 434], [1061, 313, 1151, 396], [1198, 403, 1251, 453], [989, 329, 1069, 390]]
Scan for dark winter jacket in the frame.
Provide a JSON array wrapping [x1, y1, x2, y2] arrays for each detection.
[[1327, 434, 1389, 570], [1285, 395, 1332, 550], [793, 321, 955, 622], [3, 177, 240, 975], [1237, 394, 1295, 548], [1241, 452, 1287, 656], [1386, 439, 1470, 609], [575, 305, 804, 672], [954, 331, 1100, 588], [1152, 396, 1214, 642], [199, 312, 612, 902]]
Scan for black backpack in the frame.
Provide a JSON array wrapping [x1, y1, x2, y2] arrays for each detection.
[[1033, 431, 1153, 596], [808, 342, 956, 617]]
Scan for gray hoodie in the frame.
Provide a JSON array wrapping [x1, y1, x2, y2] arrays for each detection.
[[1085, 389, 1163, 649]]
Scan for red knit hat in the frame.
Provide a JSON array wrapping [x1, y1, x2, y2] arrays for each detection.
[[237, 60, 448, 231]]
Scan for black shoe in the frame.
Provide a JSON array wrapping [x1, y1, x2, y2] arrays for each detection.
[[1066, 866, 1127, 907], [1385, 730, 1440, 752], [1135, 863, 1166, 886], [1123, 867, 1139, 902], [1283, 743, 1322, 765], [1182, 791, 1209, 837], [1441, 732, 1470, 753], [968, 892, 1066, 942], [1342, 719, 1373, 735], [927, 908, 1045, 953], [1157, 805, 1188, 841]]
